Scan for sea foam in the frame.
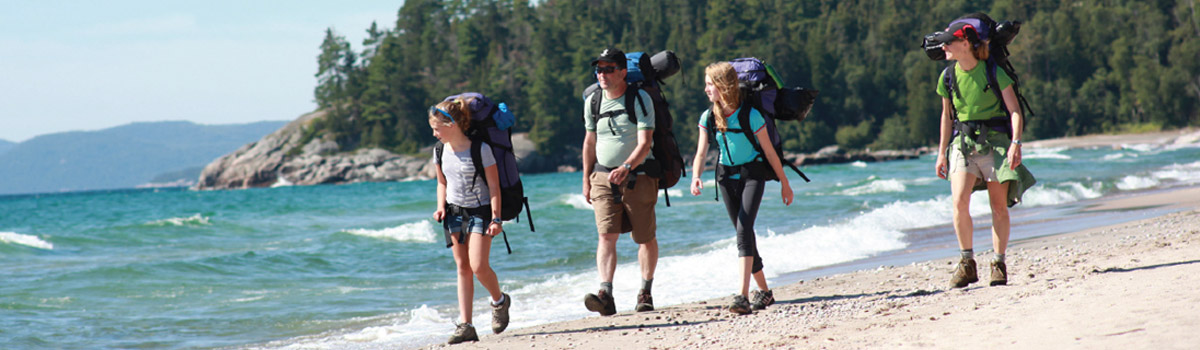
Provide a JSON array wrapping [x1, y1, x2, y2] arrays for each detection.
[[343, 221, 438, 243], [147, 214, 211, 226], [0, 232, 54, 250]]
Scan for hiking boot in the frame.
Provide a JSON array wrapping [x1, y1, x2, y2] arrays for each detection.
[[635, 289, 654, 312], [491, 293, 511, 334], [990, 261, 1008, 286], [950, 258, 979, 288], [447, 323, 478, 344], [729, 294, 752, 315], [750, 289, 775, 310], [584, 289, 616, 316]]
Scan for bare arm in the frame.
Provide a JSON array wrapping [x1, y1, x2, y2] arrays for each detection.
[[754, 129, 793, 206], [609, 129, 653, 185], [434, 162, 447, 221], [690, 128, 709, 196], [582, 131, 597, 204], [1001, 86, 1024, 169], [484, 163, 502, 236], [936, 97, 954, 179]]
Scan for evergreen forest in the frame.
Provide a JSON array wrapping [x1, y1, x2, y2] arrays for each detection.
[[308, 0, 1200, 166]]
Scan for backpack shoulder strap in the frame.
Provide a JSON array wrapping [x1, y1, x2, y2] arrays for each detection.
[[469, 140, 484, 188], [739, 106, 764, 154], [984, 59, 1009, 115], [435, 142, 444, 165], [588, 90, 602, 124], [942, 66, 959, 121], [623, 86, 642, 124]]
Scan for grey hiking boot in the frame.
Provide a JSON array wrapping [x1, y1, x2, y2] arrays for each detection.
[[990, 261, 1008, 286], [447, 323, 478, 344], [750, 289, 774, 310], [584, 289, 616, 316], [491, 293, 511, 334], [950, 258, 979, 288], [635, 289, 654, 312], [729, 294, 752, 315]]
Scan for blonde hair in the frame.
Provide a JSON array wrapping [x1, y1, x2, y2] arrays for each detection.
[[705, 62, 741, 131], [428, 97, 474, 133]]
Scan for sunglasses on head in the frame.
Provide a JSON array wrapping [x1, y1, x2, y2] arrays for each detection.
[[594, 66, 618, 74]]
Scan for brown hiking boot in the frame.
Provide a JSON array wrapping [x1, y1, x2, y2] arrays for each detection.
[[729, 294, 752, 315], [635, 289, 654, 312], [751, 289, 774, 310], [491, 293, 511, 334], [584, 289, 616, 316], [990, 261, 1008, 286], [950, 258, 979, 288], [447, 323, 478, 344]]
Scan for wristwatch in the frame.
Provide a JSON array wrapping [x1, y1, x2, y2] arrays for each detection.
[[1011, 139, 1022, 145], [622, 163, 633, 171], [492, 218, 503, 224]]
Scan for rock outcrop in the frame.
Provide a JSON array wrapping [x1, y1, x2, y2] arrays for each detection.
[[195, 111, 545, 190]]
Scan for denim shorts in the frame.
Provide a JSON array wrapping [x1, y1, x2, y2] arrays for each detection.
[[442, 211, 490, 248]]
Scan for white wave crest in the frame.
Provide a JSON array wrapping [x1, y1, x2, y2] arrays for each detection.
[[562, 194, 593, 210], [147, 214, 210, 226], [838, 178, 907, 196], [851, 161, 868, 168], [1152, 161, 1200, 185], [1116, 175, 1159, 191], [0, 232, 53, 250], [658, 189, 685, 198], [343, 221, 438, 243], [1020, 182, 1105, 207]]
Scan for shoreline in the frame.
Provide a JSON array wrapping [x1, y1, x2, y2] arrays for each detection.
[[423, 129, 1200, 350], [429, 184, 1200, 350]]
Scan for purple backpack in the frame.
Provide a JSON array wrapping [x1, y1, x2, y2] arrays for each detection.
[[435, 93, 533, 251]]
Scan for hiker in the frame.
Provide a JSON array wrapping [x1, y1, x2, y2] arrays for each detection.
[[930, 16, 1036, 288], [581, 47, 660, 315], [429, 97, 511, 344], [689, 61, 794, 315]]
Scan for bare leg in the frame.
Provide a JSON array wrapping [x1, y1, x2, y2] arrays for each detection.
[[450, 233, 473, 324], [753, 269, 769, 291], [986, 181, 1011, 255], [638, 237, 658, 281], [597, 233, 619, 283], [739, 256, 754, 296], [470, 233, 502, 302], [950, 171, 978, 250]]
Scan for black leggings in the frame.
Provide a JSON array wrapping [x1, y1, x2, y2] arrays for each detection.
[[718, 175, 765, 274]]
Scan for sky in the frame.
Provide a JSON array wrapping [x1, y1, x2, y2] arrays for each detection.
[[1, 1, 404, 142]]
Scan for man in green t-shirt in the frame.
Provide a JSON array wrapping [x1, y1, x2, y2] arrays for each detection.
[[580, 47, 659, 315]]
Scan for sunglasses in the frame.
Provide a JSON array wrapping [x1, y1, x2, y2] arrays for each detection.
[[594, 66, 618, 74]]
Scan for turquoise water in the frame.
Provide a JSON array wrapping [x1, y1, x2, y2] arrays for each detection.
[[3, 143, 1199, 349]]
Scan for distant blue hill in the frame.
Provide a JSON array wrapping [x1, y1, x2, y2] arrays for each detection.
[[0, 121, 287, 195], [0, 139, 13, 155]]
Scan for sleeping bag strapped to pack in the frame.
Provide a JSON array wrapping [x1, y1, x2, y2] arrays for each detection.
[[582, 50, 687, 206], [434, 92, 533, 253], [723, 57, 817, 183]]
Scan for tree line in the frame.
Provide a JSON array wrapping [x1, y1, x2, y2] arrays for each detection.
[[308, 0, 1200, 165]]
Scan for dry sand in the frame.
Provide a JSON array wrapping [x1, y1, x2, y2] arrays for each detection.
[[426, 130, 1200, 350]]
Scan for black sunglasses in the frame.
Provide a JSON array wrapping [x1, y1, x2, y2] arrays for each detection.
[[594, 66, 617, 74]]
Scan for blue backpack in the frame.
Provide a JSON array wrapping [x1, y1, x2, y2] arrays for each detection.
[[434, 92, 533, 253]]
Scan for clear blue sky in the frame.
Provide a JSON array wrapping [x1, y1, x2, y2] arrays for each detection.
[[1, 1, 403, 142]]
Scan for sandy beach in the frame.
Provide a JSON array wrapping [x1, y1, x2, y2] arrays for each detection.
[[426, 129, 1200, 350]]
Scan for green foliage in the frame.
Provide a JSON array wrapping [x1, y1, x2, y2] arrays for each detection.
[[299, 0, 1200, 162], [835, 120, 874, 151]]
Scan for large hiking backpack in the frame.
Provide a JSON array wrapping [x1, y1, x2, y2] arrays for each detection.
[[719, 57, 817, 183], [940, 13, 1034, 135], [582, 50, 687, 206], [434, 92, 534, 253]]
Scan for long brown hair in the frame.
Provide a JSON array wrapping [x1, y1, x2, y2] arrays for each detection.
[[705, 62, 741, 131], [428, 97, 474, 133]]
